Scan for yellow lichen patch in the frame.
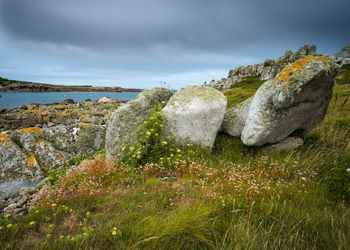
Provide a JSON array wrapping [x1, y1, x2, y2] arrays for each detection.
[[0, 133, 7, 140], [275, 55, 331, 87], [79, 123, 92, 127], [79, 113, 91, 119], [0, 134, 10, 148], [27, 154, 36, 168], [55, 111, 69, 119], [29, 109, 43, 113], [19, 127, 42, 135]]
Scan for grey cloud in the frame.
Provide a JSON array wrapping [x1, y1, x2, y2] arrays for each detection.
[[0, 0, 349, 88], [2, 0, 348, 52]]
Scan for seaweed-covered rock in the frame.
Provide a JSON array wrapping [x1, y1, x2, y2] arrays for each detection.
[[106, 88, 173, 158], [162, 86, 227, 150], [241, 55, 337, 146]]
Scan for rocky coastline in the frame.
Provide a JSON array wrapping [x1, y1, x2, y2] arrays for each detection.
[[0, 45, 349, 216]]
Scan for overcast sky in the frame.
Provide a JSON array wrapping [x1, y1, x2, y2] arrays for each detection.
[[0, 0, 349, 89]]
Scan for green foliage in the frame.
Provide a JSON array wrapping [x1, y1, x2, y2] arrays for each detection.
[[335, 64, 350, 85], [119, 103, 206, 171]]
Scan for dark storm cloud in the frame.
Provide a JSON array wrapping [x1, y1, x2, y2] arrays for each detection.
[[0, 0, 349, 88], [1, 0, 349, 52]]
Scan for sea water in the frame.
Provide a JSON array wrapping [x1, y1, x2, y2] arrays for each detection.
[[0, 91, 139, 109]]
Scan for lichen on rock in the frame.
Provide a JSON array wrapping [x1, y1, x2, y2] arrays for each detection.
[[240, 55, 338, 146], [162, 86, 227, 150], [105, 88, 173, 159]]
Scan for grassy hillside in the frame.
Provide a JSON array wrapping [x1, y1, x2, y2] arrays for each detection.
[[1, 67, 350, 249]]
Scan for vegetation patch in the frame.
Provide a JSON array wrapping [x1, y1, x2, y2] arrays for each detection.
[[336, 64, 350, 85], [119, 103, 207, 172], [222, 75, 263, 109]]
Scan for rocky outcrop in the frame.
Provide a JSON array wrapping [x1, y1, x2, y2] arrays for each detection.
[[330, 45, 350, 66], [222, 55, 337, 146], [336, 46, 350, 58], [1, 186, 37, 215], [208, 44, 317, 89], [0, 99, 122, 131], [0, 133, 41, 200], [106, 88, 173, 159], [162, 86, 227, 150], [0, 123, 106, 202]]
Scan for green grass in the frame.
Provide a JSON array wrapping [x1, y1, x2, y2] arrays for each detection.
[[222, 75, 264, 109], [1, 76, 350, 249], [336, 64, 350, 85]]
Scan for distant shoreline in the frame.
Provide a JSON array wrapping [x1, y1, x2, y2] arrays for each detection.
[[0, 76, 142, 93]]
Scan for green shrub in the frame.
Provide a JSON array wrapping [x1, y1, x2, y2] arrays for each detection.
[[119, 104, 206, 171]]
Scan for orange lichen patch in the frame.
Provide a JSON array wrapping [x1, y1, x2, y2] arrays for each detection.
[[27, 154, 36, 168], [275, 55, 331, 87], [19, 127, 42, 135]]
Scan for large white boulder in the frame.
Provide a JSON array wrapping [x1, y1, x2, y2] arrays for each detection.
[[105, 88, 173, 158], [162, 86, 227, 150], [241, 55, 337, 146]]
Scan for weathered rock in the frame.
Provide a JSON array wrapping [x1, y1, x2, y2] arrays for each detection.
[[74, 124, 106, 155], [11, 127, 42, 151], [0, 133, 41, 199], [0, 99, 122, 131], [63, 99, 75, 105], [336, 45, 350, 58], [11, 127, 70, 169], [42, 125, 76, 152], [106, 88, 173, 158], [241, 55, 337, 146], [98, 97, 112, 103], [221, 97, 252, 137], [209, 44, 317, 89], [162, 86, 227, 150], [0, 179, 41, 200], [34, 141, 70, 169], [261, 137, 304, 153]]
